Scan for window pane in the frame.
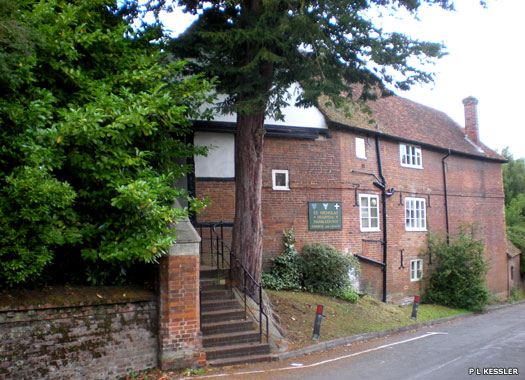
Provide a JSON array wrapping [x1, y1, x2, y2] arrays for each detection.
[[371, 198, 377, 207], [275, 173, 286, 187], [361, 197, 368, 207], [371, 218, 378, 228], [356, 138, 366, 159]]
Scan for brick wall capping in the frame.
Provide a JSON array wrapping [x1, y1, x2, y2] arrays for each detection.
[[169, 199, 201, 256], [0, 284, 155, 313]]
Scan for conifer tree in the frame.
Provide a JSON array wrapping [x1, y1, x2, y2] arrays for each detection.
[[164, 0, 454, 284]]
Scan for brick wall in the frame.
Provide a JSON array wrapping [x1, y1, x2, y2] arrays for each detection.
[[0, 300, 157, 380], [158, 255, 205, 370], [195, 128, 508, 302]]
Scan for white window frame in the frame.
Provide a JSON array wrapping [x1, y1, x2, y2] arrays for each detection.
[[400, 144, 423, 169], [405, 197, 427, 231], [355, 137, 367, 159], [359, 194, 380, 232], [272, 169, 290, 191], [410, 259, 423, 281]]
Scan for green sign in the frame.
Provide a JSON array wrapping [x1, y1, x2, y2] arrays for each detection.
[[308, 202, 342, 231]]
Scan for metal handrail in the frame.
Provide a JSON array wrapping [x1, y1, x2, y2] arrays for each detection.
[[196, 221, 269, 344]]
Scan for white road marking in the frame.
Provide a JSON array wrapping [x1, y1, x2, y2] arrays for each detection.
[[195, 332, 449, 379]]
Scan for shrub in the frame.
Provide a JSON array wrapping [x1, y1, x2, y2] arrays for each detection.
[[299, 243, 360, 295], [422, 225, 489, 312], [262, 229, 302, 291]]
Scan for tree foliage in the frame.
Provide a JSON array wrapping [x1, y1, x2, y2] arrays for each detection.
[[422, 225, 489, 312], [0, 0, 213, 287], [168, 0, 451, 117], [502, 147, 525, 276]]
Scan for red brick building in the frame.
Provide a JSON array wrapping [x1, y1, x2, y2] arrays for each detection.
[[192, 92, 508, 303]]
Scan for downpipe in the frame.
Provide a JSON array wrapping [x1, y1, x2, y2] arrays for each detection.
[[442, 149, 451, 245], [374, 135, 395, 302]]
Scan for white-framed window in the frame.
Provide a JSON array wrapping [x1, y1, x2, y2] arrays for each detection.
[[272, 169, 289, 190], [355, 137, 367, 159], [400, 144, 423, 168], [410, 259, 423, 281], [359, 194, 380, 232], [405, 197, 427, 231]]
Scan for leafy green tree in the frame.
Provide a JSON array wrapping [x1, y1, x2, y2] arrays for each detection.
[[0, 0, 213, 287], [423, 225, 489, 312], [501, 148, 525, 276], [502, 147, 525, 208], [159, 0, 455, 283]]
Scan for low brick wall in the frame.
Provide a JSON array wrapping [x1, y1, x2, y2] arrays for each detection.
[[0, 299, 158, 380]]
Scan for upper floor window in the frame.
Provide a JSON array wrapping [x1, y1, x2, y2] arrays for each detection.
[[405, 197, 427, 231], [272, 169, 289, 190], [400, 144, 422, 168], [359, 194, 380, 232], [355, 137, 366, 159]]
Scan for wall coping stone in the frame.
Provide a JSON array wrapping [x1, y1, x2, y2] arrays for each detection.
[[168, 199, 201, 257]]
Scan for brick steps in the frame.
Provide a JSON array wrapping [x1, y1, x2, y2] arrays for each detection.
[[205, 342, 271, 360], [201, 298, 240, 312], [201, 288, 234, 301], [201, 319, 255, 335], [201, 308, 245, 324], [207, 353, 275, 368], [200, 268, 271, 367], [202, 330, 260, 347]]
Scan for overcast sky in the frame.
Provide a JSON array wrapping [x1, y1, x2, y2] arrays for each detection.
[[161, 0, 525, 159]]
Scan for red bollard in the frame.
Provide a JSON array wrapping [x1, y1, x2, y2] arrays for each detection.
[[312, 305, 324, 340], [411, 295, 419, 320]]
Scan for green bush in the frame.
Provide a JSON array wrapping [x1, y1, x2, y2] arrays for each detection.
[[300, 243, 360, 296], [0, 166, 80, 286], [262, 229, 302, 291], [0, 1, 213, 287], [263, 232, 360, 302], [422, 225, 489, 312]]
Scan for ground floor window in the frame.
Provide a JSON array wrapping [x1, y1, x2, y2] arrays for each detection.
[[410, 259, 423, 281], [359, 194, 380, 232]]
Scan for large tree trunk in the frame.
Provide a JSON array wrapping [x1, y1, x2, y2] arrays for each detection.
[[232, 112, 265, 287]]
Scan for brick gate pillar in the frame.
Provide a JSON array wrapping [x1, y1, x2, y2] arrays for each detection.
[[158, 201, 205, 370]]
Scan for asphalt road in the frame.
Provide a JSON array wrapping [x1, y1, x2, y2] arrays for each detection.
[[197, 302, 525, 380]]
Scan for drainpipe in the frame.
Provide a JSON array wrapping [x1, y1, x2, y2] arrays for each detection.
[[442, 149, 451, 245], [374, 135, 395, 302]]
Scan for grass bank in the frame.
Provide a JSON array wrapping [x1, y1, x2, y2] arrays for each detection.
[[268, 290, 469, 351]]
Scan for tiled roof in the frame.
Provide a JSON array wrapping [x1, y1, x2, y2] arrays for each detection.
[[318, 93, 504, 161], [507, 238, 521, 258]]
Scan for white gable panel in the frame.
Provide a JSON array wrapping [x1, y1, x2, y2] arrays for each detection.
[[194, 132, 235, 178], [198, 84, 327, 129]]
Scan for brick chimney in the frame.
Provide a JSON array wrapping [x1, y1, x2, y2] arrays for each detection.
[[462, 96, 479, 144]]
